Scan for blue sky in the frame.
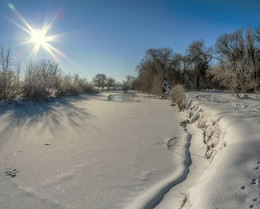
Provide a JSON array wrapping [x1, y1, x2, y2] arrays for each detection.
[[1, 0, 260, 82]]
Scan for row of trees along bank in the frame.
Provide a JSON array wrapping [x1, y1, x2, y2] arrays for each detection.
[[134, 26, 260, 97]]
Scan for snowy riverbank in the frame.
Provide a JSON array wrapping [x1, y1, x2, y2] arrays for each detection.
[[157, 91, 260, 209]]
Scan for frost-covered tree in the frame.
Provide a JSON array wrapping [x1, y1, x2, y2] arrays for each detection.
[[245, 27, 260, 92], [212, 29, 260, 96], [0, 46, 13, 99], [213, 30, 245, 96]]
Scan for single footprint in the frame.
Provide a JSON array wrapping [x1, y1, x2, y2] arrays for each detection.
[[249, 205, 254, 208], [241, 186, 246, 190], [252, 198, 257, 202], [257, 161, 260, 164], [255, 167, 260, 170], [4, 168, 19, 177], [251, 179, 258, 185]]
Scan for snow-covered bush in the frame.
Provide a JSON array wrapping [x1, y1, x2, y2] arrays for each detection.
[[170, 84, 186, 111], [22, 60, 96, 101], [0, 47, 21, 100], [22, 60, 61, 100], [57, 74, 96, 96]]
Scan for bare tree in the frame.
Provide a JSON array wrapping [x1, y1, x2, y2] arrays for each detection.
[[213, 30, 246, 97], [93, 74, 107, 89], [10, 62, 22, 97], [212, 29, 260, 96], [106, 77, 116, 90], [0, 46, 13, 99], [147, 48, 175, 78], [255, 25, 260, 44], [169, 54, 194, 88], [122, 75, 136, 91], [16, 62, 21, 84], [187, 39, 212, 91], [136, 57, 159, 93], [245, 27, 260, 92], [135, 48, 176, 95]]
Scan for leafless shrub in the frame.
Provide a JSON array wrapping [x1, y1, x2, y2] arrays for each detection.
[[0, 46, 19, 100], [22, 60, 61, 100], [56, 74, 73, 96], [56, 73, 96, 97], [22, 60, 96, 101], [169, 84, 186, 111]]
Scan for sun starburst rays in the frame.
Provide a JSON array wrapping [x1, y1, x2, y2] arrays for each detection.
[[7, 3, 67, 62]]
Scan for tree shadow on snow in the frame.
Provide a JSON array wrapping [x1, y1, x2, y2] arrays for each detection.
[[0, 94, 100, 133]]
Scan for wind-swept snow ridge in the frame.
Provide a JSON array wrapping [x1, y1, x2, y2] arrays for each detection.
[[127, 131, 192, 209], [182, 92, 260, 209]]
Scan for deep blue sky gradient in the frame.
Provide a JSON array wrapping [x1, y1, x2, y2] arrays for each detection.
[[1, 0, 260, 81]]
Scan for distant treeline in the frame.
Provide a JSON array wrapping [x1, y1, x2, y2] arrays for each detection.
[[0, 45, 136, 101], [92, 73, 136, 91], [133, 26, 260, 97]]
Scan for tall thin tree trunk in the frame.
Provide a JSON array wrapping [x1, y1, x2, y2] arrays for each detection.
[[230, 84, 240, 98]]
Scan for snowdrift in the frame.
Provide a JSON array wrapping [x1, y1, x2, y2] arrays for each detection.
[[181, 92, 260, 209]]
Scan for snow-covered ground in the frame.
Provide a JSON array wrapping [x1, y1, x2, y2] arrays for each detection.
[[0, 93, 191, 209], [1, 91, 260, 209], [156, 91, 260, 209]]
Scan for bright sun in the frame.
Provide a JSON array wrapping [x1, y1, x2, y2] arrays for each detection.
[[7, 3, 67, 61], [26, 26, 59, 59], [30, 29, 47, 46]]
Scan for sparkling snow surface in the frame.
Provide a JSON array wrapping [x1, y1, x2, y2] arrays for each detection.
[[0, 93, 190, 209], [1, 91, 260, 209]]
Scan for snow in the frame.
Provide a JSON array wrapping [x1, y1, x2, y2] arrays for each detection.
[[1, 91, 260, 209], [0, 93, 189, 209], [156, 91, 260, 209]]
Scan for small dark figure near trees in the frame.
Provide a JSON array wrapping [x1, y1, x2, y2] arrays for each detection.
[[162, 79, 169, 94]]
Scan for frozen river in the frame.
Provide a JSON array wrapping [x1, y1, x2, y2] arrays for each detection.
[[0, 93, 190, 209]]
